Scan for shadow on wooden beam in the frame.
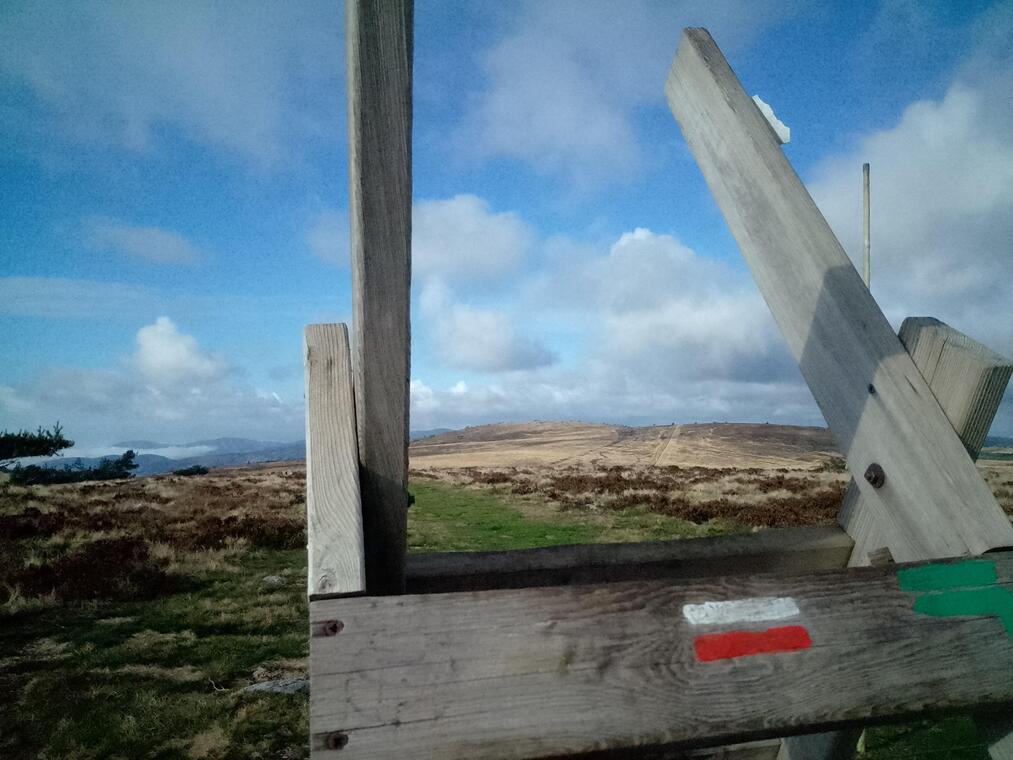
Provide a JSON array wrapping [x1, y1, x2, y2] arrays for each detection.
[[406, 525, 854, 594]]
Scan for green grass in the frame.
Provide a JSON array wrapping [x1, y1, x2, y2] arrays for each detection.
[[2, 549, 310, 759], [408, 480, 740, 552], [1, 477, 995, 758], [408, 481, 598, 551]]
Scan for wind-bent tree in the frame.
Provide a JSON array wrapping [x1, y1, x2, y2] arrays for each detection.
[[0, 423, 73, 465]]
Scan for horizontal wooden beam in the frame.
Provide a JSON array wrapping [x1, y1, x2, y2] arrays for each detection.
[[311, 551, 1013, 758], [406, 526, 854, 593]]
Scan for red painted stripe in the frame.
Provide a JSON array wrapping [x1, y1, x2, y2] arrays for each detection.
[[694, 625, 812, 662]]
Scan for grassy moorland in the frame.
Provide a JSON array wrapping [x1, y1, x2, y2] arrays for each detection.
[[2, 459, 1011, 758]]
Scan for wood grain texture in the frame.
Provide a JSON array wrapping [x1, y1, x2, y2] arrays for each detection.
[[665, 28, 1013, 562], [304, 324, 365, 598], [898, 317, 1012, 460], [310, 552, 1013, 758], [840, 317, 1012, 567], [785, 280, 1012, 759], [406, 525, 854, 594], [346, 0, 413, 594]]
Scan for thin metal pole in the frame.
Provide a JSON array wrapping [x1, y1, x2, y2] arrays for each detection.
[[862, 162, 871, 288]]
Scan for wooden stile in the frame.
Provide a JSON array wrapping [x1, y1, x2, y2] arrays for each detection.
[[311, 553, 1013, 758], [841, 317, 1013, 568], [785, 318, 1013, 759], [665, 28, 1013, 563], [346, 0, 414, 595], [304, 324, 366, 598]]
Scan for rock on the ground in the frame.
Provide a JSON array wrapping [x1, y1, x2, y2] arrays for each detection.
[[240, 678, 309, 695], [261, 575, 285, 588]]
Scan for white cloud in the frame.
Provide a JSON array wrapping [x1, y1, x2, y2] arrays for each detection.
[[305, 210, 349, 265], [134, 317, 228, 385], [410, 227, 814, 431], [0, 317, 301, 445], [0, 2, 342, 165], [809, 59, 1013, 357], [535, 228, 795, 384], [413, 194, 534, 281], [420, 280, 555, 373], [458, 0, 799, 189], [86, 217, 203, 264]]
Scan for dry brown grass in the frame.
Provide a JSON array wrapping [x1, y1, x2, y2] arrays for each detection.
[[0, 463, 306, 608], [417, 463, 851, 529]]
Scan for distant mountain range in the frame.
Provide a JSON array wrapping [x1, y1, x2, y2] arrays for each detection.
[[23, 428, 1013, 478], [28, 429, 458, 477]]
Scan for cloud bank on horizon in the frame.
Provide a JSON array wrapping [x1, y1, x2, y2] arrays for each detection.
[[1, 0, 1012, 446]]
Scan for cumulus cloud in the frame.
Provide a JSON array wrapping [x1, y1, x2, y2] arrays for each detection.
[[134, 316, 228, 384], [410, 227, 813, 431], [458, 0, 799, 188], [305, 210, 349, 265], [413, 194, 534, 281], [420, 280, 555, 372], [809, 45, 1013, 358], [0, 317, 301, 445], [85, 218, 203, 264], [0, 2, 342, 165]]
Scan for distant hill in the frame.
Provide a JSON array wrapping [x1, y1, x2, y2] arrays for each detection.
[[410, 428, 454, 441], [985, 435, 1013, 449], [20, 421, 892, 476]]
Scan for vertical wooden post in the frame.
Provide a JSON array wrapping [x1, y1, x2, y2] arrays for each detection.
[[346, 0, 413, 594], [781, 317, 1013, 760], [304, 324, 366, 598], [862, 163, 870, 288]]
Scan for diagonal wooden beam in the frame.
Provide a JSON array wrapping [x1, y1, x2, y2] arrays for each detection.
[[346, 0, 413, 595], [665, 28, 1013, 562]]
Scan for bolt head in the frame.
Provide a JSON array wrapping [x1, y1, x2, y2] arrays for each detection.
[[864, 463, 886, 489], [322, 619, 344, 636]]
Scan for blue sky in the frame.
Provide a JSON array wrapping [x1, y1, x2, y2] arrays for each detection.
[[2, 0, 1012, 449]]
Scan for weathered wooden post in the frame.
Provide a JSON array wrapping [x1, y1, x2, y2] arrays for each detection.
[[345, 0, 413, 595], [304, 324, 366, 598]]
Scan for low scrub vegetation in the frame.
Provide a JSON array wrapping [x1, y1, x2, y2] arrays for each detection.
[[6, 449, 138, 485], [3, 456, 1010, 758]]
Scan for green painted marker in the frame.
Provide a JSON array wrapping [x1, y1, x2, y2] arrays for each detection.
[[912, 587, 1013, 638], [897, 560, 997, 592], [897, 559, 1013, 639]]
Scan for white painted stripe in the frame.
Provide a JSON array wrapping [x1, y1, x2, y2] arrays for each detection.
[[682, 597, 800, 626]]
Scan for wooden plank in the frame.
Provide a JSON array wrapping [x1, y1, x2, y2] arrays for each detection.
[[784, 326, 1010, 759], [406, 525, 854, 593], [825, 321, 1013, 759], [665, 28, 1013, 562], [310, 552, 1013, 758], [304, 324, 366, 598], [897, 317, 1012, 460], [346, 0, 413, 594], [841, 318, 1012, 566]]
